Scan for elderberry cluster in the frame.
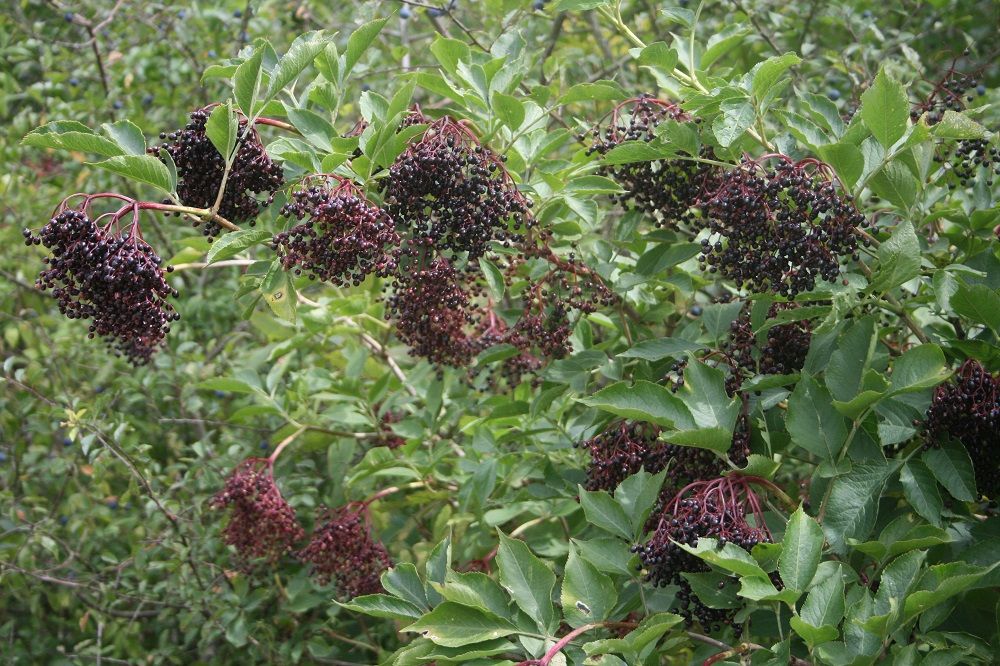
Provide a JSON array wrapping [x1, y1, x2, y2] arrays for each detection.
[[384, 257, 478, 367], [587, 95, 721, 228], [924, 360, 1000, 498], [725, 302, 813, 378], [151, 107, 284, 237], [298, 505, 393, 599], [26, 206, 178, 365], [633, 477, 772, 633], [386, 117, 531, 260], [210, 458, 305, 564], [274, 178, 399, 286], [942, 138, 999, 188], [698, 158, 866, 297]]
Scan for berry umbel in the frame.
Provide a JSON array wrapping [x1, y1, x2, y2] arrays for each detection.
[[298, 503, 393, 599]]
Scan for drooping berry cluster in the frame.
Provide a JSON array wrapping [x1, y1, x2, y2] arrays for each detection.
[[151, 106, 284, 237], [26, 196, 178, 365], [943, 138, 999, 188], [725, 302, 813, 378], [911, 59, 985, 125], [386, 116, 531, 260], [587, 95, 722, 228], [633, 476, 774, 633], [384, 257, 478, 367], [274, 176, 399, 286], [298, 504, 393, 599], [698, 157, 866, 297], [210, 458, 305, 564], [924, 359, 1000, 498]]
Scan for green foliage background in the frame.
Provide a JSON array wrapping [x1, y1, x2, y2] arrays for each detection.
[[1, 1, 998, 664]]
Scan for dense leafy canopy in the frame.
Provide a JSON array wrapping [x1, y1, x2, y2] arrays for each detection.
[[1, 1, 998, 664]]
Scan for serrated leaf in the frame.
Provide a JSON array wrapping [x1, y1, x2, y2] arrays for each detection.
[[562, 548, 617, 627], [869, 221, 920, 293], [101, 120, 146, 155], [923, 440, 976, 501], [344, 18, 387, 76], [787, 374, 848, 462], [435, 570, 510, 619], [860, 68, 909, 148], [382, 563, 429, 610], [286, 107, 335, 152], [206, 103, 238, 160], [579, 487, 632, 541], [88, 155, 173, 194], [560, 81, 624, 104], [207, 229, 271, 264], [614, 468, 666, 540], [478, 257, 505, 301], [751, 53, 801, 100], [496, 531, 556, 634], [677, 537, 768, 578], [779, 506, 824, 593], [403, 602, 516, 647], [24, 121, 124, 157], [263, 32, 329, 104], [932, 110, 990, 140], [234, 48, 264, 117], [951, 281, 1000, 335], [577, 380, 693, 429], [888, 344, 948, 394], [339, 594, 423, 621], [823, 461, 897, 555], [617, 337, 704, 362], [492, 92, 525, 130], [713, 99, 755, 147], [634, 242, 701, 276], [899, 461, 943, 526]]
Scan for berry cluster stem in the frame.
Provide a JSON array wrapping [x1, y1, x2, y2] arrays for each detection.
[[138, 202, 240, 232]]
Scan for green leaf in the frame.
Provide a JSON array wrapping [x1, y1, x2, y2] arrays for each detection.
[[577, 380, 692, 429], [823, 461, 897, 555], [786, 374, 848, 462], [23, 121, 124, 158], [931, 110, 991, 140], [234, 48, 264, 117], [495, 531, 556, 634], [860, 68, 909, 148], [429, 37, 470, 78], [339, 594, 423, 621], [344, 18, 388, 76], [637, 41, 678, 73], [88, 155, 173, 194], [817, 142, 864, 190], [677, 537, 769, 578], [888, 344, 948, 394], [562, 547, 617, 627], [951, 281, 1000, 336], [869, 161, 919, 209], [554, 0, 610, 9], [206, 103, 238, 161], [560, 81, 625, 104], [196, 378, 256, 394], [869, 221, 921, 293], [923, 440, 976, 502], [779, 506, 824, 593], [683, 572, 740, 609], [101, 120, 146, 155], [674, 360, 741, 432], [382, 563, 430, 610], [286, 107, 335, 152], [901, 562, 996, 623], [713, 98, 755, 147], [263, 32, 329, 104], [434, 570, 510, 619], [579, 487, 632, 541], [825, 316, 877, 403], [206, 229, 271, 264], [792, 570, 845, 647], [701, 25, 750, 69], [402, 602, 517, 648], [751, 53, 802, 100], [492, 92, 525, 130], [617, 337, 704, 362], [899, 460, 943, 526], [738, 575, 800, 605], [573, 538, 633, 576], [865, 549, 926, 636], [260, 260, 296, 322], [614, 468, 666, 540], [478, 257, 505, 302], [634, 242, 701, 276]]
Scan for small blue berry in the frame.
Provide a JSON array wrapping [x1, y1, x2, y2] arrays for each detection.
[[427, 7, 444, 17], [399, 6, 411, 18], [59, 516, 68, 525], [977, 84, 986, 96], [233, 9, 243, 17], [690, 305, 703, 316], [533, 0, 545, 8], [69, 77, 79, 86], [361, 83, 371, 92], [178, 9, 186, 19], [827, 88, 841, 101], [142, 94, 154, 106], [861, 10, 872, 18], [260, 441, 269, 451], [112, 100, 123, 110], [62, 438, 73, 447], [94, 385, 105, 394], [107, 499, 118, 509], [0, 452, 6, 462], [213, 390, 226, 398], [64, 12, 74, 22], [208, 49, 217, 58]]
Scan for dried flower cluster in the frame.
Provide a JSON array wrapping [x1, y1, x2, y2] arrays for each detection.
[[298, 504, 393, 599]]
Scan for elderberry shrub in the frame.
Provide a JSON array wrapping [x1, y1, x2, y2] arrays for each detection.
[[273, 177, 399, 286], [298, 504, 392, 599], [587, 95, 722, 228], [924, 359, 1000, 498], [634, 476, 773, 634], [698, 157, 865, 297], [27, 204, 178, 365], [725, 302, 813, 378], [210, 458, 305, 564], [386, 116, 531, 261], [151, 107, 284, 237], [384, 256, 478, 367]]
